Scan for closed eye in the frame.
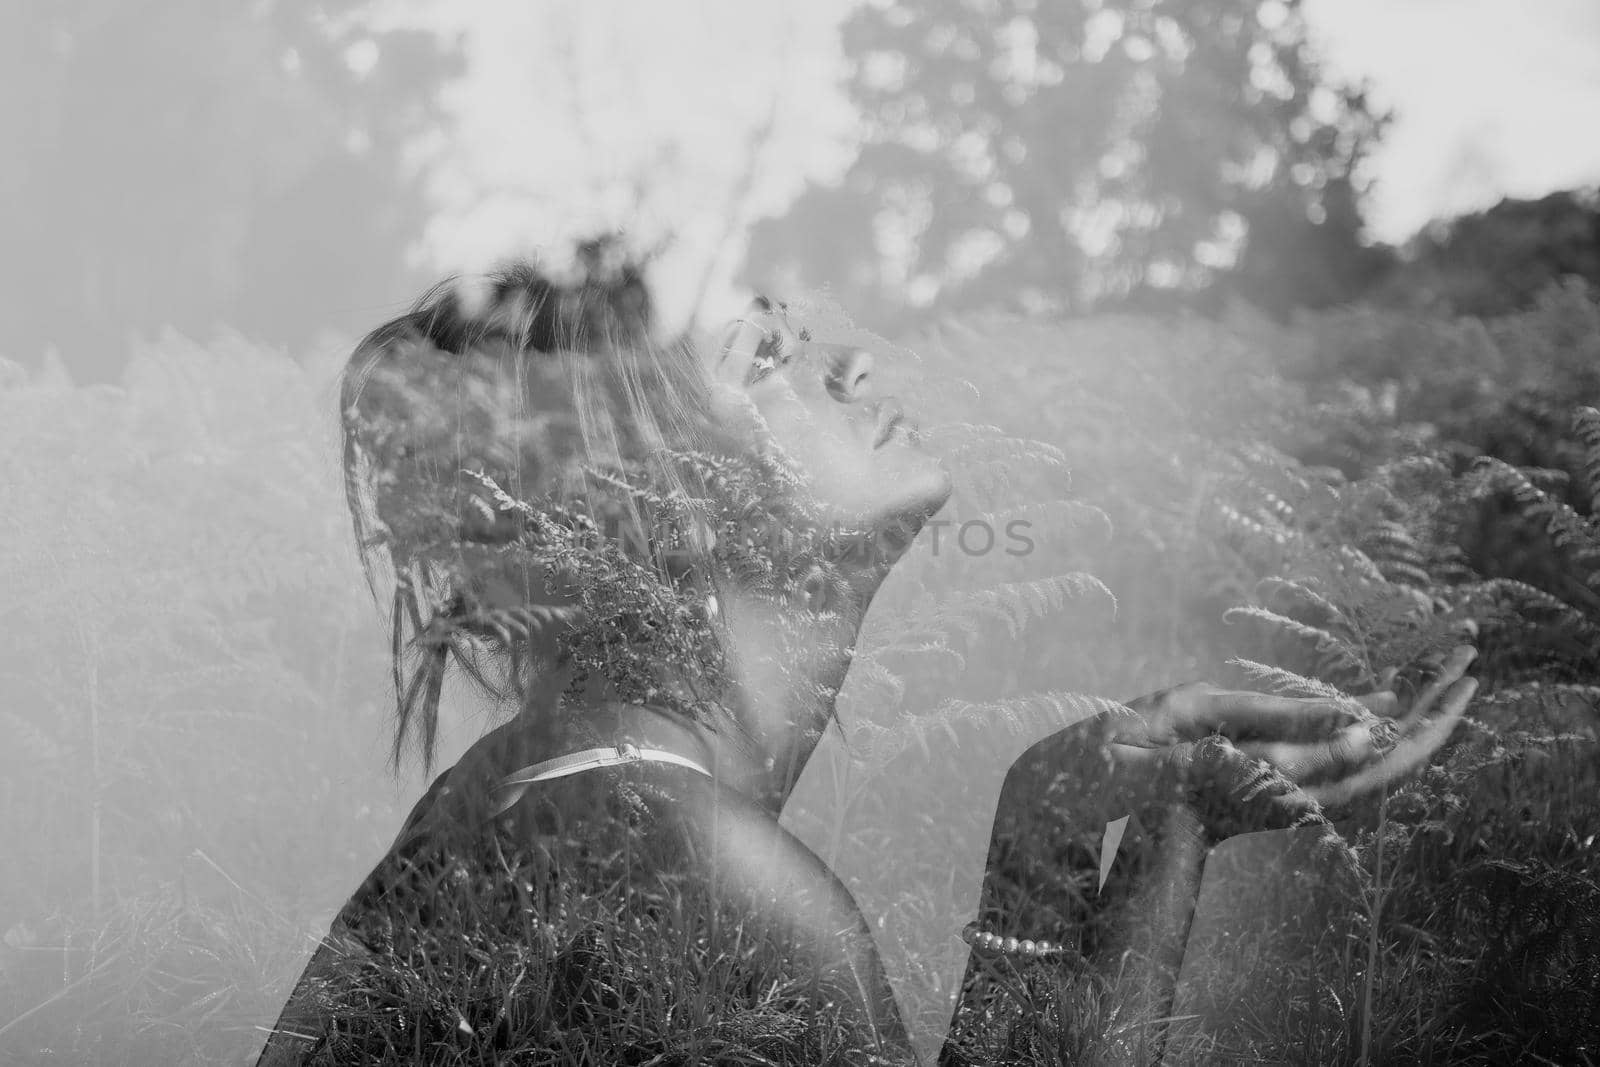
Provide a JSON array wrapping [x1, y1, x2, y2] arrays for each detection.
[[719, 319, 774, 370], [745, 330, 791, 385]]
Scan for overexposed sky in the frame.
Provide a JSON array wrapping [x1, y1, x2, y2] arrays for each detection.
[[380, 0, 1600, 323], [1304, 0, 1600, 242], [373, 0, 860, 328]]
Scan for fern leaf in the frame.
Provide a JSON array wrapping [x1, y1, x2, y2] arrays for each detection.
[[1224, 657, 1367, 712], [1253, 577, 1359, 641], [1458, 578, 1597, 640], [1471, 457, 1599, 561], [1574, 406, 1600, 518], [844, 655, 908, 709], [932, 424, 1070, 470], [1223, 607, 1369, 683], [926, 574, 1117, 640], [929, 691, 1129, 737]]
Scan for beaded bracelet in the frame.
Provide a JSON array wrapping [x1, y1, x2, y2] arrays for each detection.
[[960, 921, 1069, 960]]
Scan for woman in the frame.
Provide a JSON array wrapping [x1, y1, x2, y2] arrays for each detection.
[[259, 256, 1475, 1065]]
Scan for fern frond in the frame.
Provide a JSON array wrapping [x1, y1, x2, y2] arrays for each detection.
[[923, 574, 1117, 641], [1479, 683, 1600, 715], [1359, 519, 1431, 588], [1224, 657, 1367, 712], [844, 655, 908, 710], [932, 424, 1070, 471], [1457, 578, 1597, 640], [1574, 406, 1600, 518], [1223, 607, 1369, 684], [1470, 456, 1599, 562], [1253, 577, 1359, 642], [866, 639, 968, 675], [1333, 545, 1390, 586]]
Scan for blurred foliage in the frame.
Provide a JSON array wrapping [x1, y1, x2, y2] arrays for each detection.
[[1294, 280, 1600, 498], [743, 0, 1386, 330], [1375, 187, 1600, 319], [0, 337, 410, 1063], [0, 2, 460, 382]]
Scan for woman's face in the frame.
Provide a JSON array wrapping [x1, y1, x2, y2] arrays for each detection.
[[708, 301, 952, 540]]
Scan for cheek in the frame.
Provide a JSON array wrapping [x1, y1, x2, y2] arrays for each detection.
[[780, 417, 873, 489], [708, 383, 772, 448], [876, 446, 952, 503], [747, 389, 839, 460]]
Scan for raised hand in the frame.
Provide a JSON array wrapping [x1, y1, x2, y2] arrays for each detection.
[[1107, 646, 1478, 843]]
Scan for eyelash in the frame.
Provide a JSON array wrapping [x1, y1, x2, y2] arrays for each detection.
[[746, 331, 789, 384]]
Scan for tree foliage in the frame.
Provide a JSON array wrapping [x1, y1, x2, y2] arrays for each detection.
[[742, 0, 1386, 329], [1, 1, 460, 381], [1378, 188, 1600, 318]]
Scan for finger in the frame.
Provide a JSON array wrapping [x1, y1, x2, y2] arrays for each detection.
[[1108, 741, 1202, 811], [1306, 676, 1476, 808], [1355, 690, 1400, 717], [1397, 645, 1476, 732], [1191, 691, 1363, 741], [1160, 737, 1332, 841], [1237, 722, 1383, 784], [1109, 741, 1162, 769]]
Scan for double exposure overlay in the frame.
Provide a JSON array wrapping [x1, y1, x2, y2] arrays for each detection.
[[5, 4, 1600, 1065]]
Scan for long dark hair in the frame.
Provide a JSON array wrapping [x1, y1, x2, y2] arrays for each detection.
[[340, 246, 722, 769]]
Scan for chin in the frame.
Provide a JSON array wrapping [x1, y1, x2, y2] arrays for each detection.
[[884, 452, 953, 520], [906, 463, 954, 519], [844, 461, 952, 565]]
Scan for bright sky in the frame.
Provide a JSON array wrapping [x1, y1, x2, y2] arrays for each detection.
[[372, 0, 860, 330], [378, 0, 1600, 325], [1303, 0, 1600, 243]]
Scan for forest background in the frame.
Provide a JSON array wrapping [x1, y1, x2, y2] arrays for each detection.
[[3, 2, 1600, 1063]]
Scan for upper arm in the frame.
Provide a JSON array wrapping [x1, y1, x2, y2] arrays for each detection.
[[673, 778, 913, 1058]]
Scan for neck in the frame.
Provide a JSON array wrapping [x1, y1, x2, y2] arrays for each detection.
[[517, 577, 876, 815], [704, 582, 868, 809]]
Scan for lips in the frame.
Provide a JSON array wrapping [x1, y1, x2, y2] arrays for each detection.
[[872, 400, 908, 448]]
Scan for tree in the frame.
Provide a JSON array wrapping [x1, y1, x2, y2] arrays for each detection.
[[742, 0, 1386, 330], [1378, 189, 1600, 318], [1, 2, 460, 382]]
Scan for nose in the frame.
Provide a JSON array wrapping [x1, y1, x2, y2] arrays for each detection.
[[824, 348, 873, 402]]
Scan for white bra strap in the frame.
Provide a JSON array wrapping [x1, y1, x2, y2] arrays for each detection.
[[490, 742, 712, 817]]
